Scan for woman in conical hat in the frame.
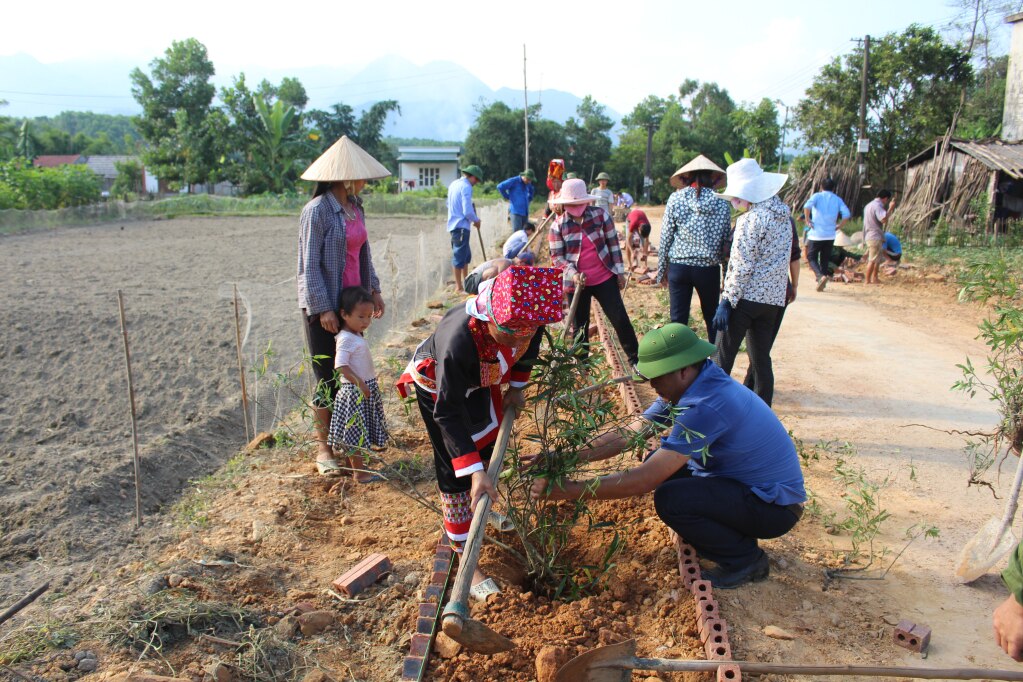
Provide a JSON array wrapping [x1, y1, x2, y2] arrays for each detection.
[[658, 154, 732, 340], [296, 136, 391, 478]]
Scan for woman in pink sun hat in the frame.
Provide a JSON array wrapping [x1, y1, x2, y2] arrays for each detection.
[[549, 178, 640, 370]]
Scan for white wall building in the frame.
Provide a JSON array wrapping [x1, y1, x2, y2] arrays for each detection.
[[397, 146, 461, 192]]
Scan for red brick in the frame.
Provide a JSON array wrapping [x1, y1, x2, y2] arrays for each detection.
[[690, 579, 712, 600], [401, 656, 424, 680], [717, 663, 742, 681], [677, 543, 697, 561], [696, 599, 719, 625], [894, 620, 931, 654], [430, 570, 448, 585], [418, 602, 438, 619], [409, 633, 431, 657], [680, 563, 701, 587], [436, 543, 453, 559], [424, 585, 444, 602], [433, 558, 450, 573], [705, 639, 732, 660], [332, 553, 391, 597], [699, 618, 727, 643]]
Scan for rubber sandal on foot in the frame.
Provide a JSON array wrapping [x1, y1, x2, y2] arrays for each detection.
[[470, 577, 501, 602], [316, 459, 343, 476]]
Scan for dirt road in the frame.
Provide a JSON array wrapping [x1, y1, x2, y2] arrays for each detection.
[[726, 273, 1017, 673]]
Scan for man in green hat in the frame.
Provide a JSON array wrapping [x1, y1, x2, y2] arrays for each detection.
[[497, 169, 536, 232], [591, 171, 614, 216], [530, 323, 806, 589], [447, 165, 484, 294]]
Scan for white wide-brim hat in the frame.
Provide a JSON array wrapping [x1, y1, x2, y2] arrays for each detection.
[[670, 154, 726, 189], [301, 135, 391, 182], [850, 230, 864, 245], [716, 158, 787, 204], [550, 178, 598, 204], [834, 230, 854, 247]]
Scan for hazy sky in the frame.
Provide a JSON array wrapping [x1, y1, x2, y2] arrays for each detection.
[[1, 0, 1013, 115]]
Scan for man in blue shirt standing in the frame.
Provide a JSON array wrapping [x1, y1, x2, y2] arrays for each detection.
[[497, 169, 535, 232], [530, 323, 805, 589], [802, 177, 851, 292], [447, 165, 483, 294]]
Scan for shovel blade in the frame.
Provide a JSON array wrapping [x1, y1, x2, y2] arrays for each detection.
[[956, 517, 1018, 583], [445, 617, 516, 654], [555, 639, 636, 682]]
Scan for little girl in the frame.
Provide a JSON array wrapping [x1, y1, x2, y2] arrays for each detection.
[[328, 286, 388, 483]]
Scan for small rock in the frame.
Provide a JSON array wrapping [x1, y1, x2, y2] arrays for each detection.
[[141, 575, 168, 596], [297, 610, 334, 636], [205, 662, 235, 682], [763, 625, 796, 640], [274, 614, 298, 639], [434, 632, 462, 659], [78, 658, 98, 672], [642, 597, 653, 606], [535, 645, 571, 682], [167, 574, 185, 588], [775, 556, 790, 570], [426, 300, 445, 309], [403, 572, 421, 586], [801, 599, 812, 611]]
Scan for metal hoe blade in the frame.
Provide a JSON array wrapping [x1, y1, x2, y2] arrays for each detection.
[[441, 604, 516, 654]]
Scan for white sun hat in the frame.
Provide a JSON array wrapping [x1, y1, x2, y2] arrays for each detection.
[[716, 158, 787, 204], [301, 135, 391, 182], [549, 178, 598, 204], [834, 230, 854, 247]]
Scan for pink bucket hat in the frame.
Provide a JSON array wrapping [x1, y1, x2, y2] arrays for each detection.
[[549, 178, 597, 205]]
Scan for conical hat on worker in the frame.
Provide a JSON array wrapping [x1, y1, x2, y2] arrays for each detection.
[[301, 135, 391, 182], [670, 154, 726, 189], [834, 230, 854, 247]]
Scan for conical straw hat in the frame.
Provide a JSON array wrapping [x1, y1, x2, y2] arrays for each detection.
[[301, 135, 391, 182], [670, 154, 726, 189]]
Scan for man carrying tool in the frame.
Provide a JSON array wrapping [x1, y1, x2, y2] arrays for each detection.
[[497, 169, 536, 231], [447, 165, 484, 294], [530, 323, 805, 589]]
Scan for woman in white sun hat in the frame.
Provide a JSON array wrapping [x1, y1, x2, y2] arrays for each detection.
[[549, 178, 640, 369], [712, 158, 792, 407], [297, 135, 390, 477]]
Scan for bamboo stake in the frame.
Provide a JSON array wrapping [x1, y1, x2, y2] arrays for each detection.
[[117, 290, 143, 530], [232, 284, 252, 443], [0, 582, 49, 626]]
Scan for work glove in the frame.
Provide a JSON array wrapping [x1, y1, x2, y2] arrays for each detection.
[[712, 300, 732, 333]]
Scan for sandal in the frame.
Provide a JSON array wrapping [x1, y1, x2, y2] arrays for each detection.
[[316, 459, 343, 476], [470, 578, 501, 602]]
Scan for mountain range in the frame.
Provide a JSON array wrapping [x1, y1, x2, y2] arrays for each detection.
[[0, 53, 621, 142]]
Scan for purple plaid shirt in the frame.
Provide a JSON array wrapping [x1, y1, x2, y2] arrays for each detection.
[[297, 192, 381, 315], [549, 206, 624, 294]]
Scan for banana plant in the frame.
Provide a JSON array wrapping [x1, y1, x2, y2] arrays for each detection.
[[252, 96, 313, 193]]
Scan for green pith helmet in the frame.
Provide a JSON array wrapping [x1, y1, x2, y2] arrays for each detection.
[[636, 323, 716, 380], [520, 168, 536, 181], [565, 172, 578, 180], [462, 164, 484, 180], [596, 171, 611, 182]]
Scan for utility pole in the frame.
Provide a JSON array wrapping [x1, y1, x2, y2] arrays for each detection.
[[643, 124, 654, 203], [773, 99, 788, 173], [523, 44, 530, 171], [856, 35, 870, 188]]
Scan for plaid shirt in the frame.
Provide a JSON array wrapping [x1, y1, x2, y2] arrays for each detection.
[[297, 192, 381, 315], [549, 206, 624, 294]]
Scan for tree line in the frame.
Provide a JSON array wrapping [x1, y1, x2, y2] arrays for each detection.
[[0, 21, 1009, 208]]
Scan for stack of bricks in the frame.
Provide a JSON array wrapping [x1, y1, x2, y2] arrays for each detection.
[[674, 533, 739, 682], [401, 534, 455, 681], [594, 312, 643, 414]]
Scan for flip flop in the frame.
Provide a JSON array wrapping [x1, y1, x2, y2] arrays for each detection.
[[316, 459, 343, 477], [470, 577, 501, 602], [354, 473, 385, 484]]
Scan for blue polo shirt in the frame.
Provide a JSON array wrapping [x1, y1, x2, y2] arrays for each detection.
[[643, 360, 805, 505], [496, 176, 535, 217], [884, 231, 902, 255], [804, 191, 851, 240], [446, 176, 479, 232]]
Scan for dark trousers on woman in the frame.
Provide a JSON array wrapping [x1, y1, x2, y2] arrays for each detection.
[[302, 311, 339, 408], [806, 239, 834, 280], [668, 263, 720, 340], [653, 468, 802, 571], [714, 299, 783, 406], [572, 275, 640, 365], [742, 304, 787, 405]]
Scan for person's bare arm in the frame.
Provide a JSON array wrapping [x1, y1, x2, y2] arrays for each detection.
[[788, 259, 799, 303], [531, 448, 689, 501], [994, 594, 1023, 661]]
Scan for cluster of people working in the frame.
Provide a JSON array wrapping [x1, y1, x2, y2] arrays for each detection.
[[294, 135, 1023, 656]]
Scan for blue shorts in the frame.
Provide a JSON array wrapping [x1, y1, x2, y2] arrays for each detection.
[[450, 228, 472, 268]]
